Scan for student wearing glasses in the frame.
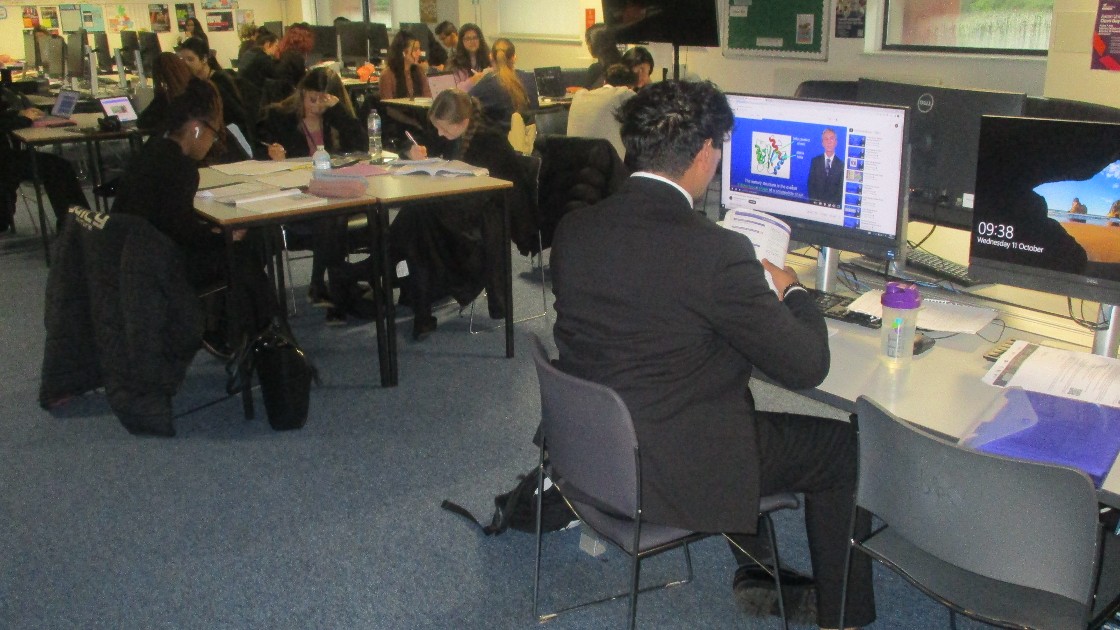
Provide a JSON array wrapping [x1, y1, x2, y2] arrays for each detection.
[[448, 24, 492, 91]]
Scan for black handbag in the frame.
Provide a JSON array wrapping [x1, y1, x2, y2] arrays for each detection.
[[227, 322, 318, 430]]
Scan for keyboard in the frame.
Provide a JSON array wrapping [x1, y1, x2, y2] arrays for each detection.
[[905, 249, 979, 286], [806, 288, 881, 329]]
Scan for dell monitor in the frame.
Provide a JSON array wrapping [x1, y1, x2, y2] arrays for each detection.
[[41, 36, 67, 79], [969, 115, 1120, 355], [138, 31, 161, 76], [23, 31, 41, 69], [338, 21, 389, 64], [261, 21, 283, 37], [857, 79, 1027, 230], [119, 30, 140, 71], [307, 25, 337, 62], [93, 32, 113, 73], [721, 93, 910, 288], [66, 29, 88, 78]]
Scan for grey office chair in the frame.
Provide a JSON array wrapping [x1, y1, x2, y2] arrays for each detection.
[[468, 153, 547, 332], [841, 396, 1104, 630], [529, 332, 799, 629]]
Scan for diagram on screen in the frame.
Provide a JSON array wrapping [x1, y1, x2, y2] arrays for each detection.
[[752, 132, 791, 178]]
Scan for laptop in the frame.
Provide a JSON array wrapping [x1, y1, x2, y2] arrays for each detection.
[[428, 72, 457, 98], [533, 66, 569, 100], [98, 95, 139, 128], [31, 89, 80, 127]]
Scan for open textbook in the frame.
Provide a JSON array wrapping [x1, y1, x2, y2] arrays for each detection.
[[718, 208, 791, 295], [390, 158, 489, 177]]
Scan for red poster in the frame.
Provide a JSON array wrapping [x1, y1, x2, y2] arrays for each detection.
[[1093, 0, 1120, 70], [585, 8, 595, 30]]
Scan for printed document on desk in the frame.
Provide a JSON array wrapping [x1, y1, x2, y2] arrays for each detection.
[[390, 159, 488, 177], [983, 341, 1120, 407], [718, 208, 791, 295], [211, 160, 297, 176], [237, 192, 328, 214], [846, 290, 996, 334]]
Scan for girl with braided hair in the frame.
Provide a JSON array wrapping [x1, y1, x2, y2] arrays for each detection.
[[328, 89, 531, 336]]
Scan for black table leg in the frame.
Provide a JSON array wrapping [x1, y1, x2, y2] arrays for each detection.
[[225, 228, 254, 419], [503, 189, 514, 358], [27, 148, 51, 265]]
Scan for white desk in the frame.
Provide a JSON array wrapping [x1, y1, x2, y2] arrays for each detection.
[[783, 271, 1120, 508]]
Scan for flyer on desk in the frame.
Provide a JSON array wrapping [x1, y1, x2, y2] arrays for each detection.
[[982, 341, 1120, 407]]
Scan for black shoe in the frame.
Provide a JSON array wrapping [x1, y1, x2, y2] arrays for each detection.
[[307, 281, 334, 308], [201, 331, 235, 361], [325, 307, 347, 326], [412, 315, 437, 341], [733, 565, 817, 625]]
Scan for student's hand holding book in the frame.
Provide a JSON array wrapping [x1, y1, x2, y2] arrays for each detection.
[[761, 260, 801, 302]]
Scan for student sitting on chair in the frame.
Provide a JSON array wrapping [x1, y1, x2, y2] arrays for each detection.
[[110, 78, 277, 356], [583, 23, 622, 90], [331, 89, 530, 337], [566, 63, 637, 162], [447, 24, 491, 91], [0, 85, 89, 233], [177, 37, 251, 161], [468, 38, 538, 133], [137, 52, 193, 134], [273, 24, 315, 102], [621, 46, 655, 89], [257, 67, 366, 313]]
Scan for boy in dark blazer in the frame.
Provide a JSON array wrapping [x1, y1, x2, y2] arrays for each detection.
[[550, 80, 875, 629]]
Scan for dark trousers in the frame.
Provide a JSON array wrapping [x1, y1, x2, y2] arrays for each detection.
[[8, 151, 89, 230], [183, 240, 277, 341], [728, 411, 876, 628]]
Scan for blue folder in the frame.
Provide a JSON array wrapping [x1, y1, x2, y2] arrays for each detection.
[[962, 388, 1120, 487]]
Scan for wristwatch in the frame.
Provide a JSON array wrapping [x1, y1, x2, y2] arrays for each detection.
[[782, 281, 809, 300]]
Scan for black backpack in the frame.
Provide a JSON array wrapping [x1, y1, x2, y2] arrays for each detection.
[[441, 467, 578, 535]]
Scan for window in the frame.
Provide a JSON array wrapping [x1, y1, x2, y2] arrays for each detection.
[[314, 0, 398, 27], [882, 0, 1054, 55]]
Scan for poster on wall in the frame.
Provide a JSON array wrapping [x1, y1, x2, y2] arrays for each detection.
[[149, 4, 171, 32], [835, 0, 866, 39], [39, 6, 60, 32], [420, 0, 437, 24], [175, 3, 195, 31], [107, 5, 138, 32], [234, 9, 254, 28], [81, 4, 106, 31], [59, 4, 83, 32], [1092, 0, 1120, 70], [205, 10, 232, 32], [22, 6, 40, 29], [201, 0, 235, 9]]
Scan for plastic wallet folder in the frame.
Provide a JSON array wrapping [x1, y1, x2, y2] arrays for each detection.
[[960, 388, 1120, 487]]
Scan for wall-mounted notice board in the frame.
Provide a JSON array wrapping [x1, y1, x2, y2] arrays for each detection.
[[725, 0, 829, 61]]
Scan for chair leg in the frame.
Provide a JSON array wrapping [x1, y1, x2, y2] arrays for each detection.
[[762, 513, 790, 630], [280, 227, 297, 317], [628, 525, 642, 630], [949, 609, 958, 630], [532, 453, 547, 622]]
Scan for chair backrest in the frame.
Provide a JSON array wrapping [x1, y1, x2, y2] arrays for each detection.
[[529, 332, 639, 518], [854, 396, 1101, 605], [533, 134, 628, 251]]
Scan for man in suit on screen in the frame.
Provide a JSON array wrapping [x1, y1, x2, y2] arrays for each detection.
[[807, 127, 844, 206]]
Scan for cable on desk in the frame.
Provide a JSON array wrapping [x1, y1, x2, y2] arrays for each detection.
[[1068, 297, 1111, 332], [975, 319, 1008, 344], [908, 221, 938, 251]]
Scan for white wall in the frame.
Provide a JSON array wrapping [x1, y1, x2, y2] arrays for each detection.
[[1045, 0, 1120, 106]]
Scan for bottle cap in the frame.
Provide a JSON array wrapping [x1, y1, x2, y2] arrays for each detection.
[[881, 281, 921, 309]]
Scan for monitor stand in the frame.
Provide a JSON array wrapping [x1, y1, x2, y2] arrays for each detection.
[[1092, 304, 1119, 358], [816, 246, 840, 293]]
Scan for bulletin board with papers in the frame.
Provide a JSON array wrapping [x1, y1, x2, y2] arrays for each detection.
[[725, 0, 829, 60]]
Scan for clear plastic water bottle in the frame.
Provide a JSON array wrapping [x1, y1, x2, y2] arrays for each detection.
[[367, 109, 382, 160], [312, 144, 330, 171]]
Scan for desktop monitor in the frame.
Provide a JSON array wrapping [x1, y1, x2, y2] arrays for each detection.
[[138, 31, 161, 76], [93, 32, 113, 73], [41, 36, 67, 79], [23, 31, 41, 68], [66, 29, 88, 77], [119, 30, 140, 71], [602, 0, 720, 47], [721, 93, 910, 262], [338, 21, 389, 64], [857, 79, 1027, 230], [368, 23, 390, 59], [261, 21, 283, 37], [968, 115, 1120, 307], [308, 25, 337, 62]]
